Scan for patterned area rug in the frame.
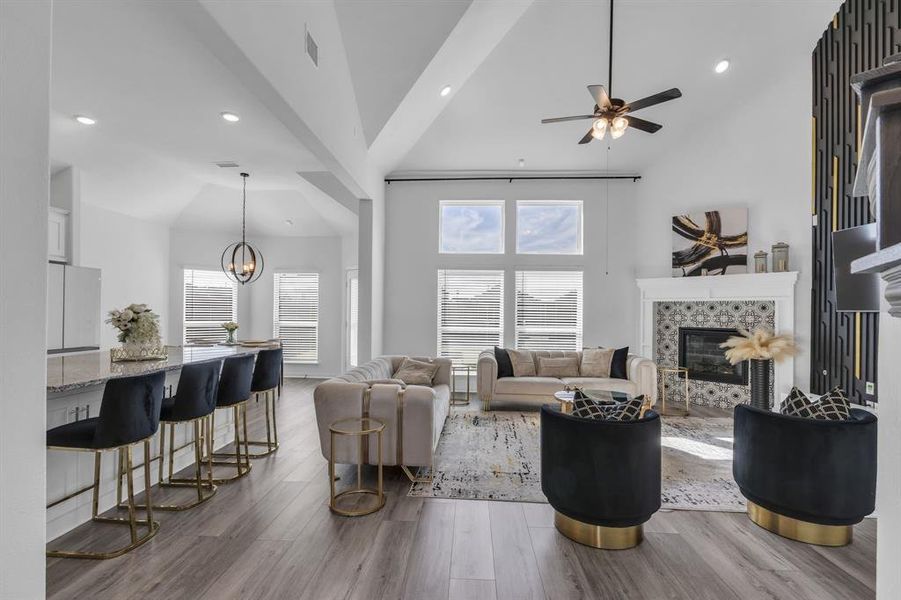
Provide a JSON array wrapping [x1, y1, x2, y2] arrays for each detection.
[[409, 409, 745, 512]]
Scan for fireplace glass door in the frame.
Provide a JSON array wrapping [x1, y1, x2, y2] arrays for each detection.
[[678, 327, 749, 385]]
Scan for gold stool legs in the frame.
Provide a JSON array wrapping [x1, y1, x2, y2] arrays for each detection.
[[47, 441, 160, 559], [245, 388, 279, 458], [208, 402, 253, 483], [746, 501, 852, 547], [553, 511, 643, 550]]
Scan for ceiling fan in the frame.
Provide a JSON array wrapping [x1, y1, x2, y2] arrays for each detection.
[[540, 0, 682, 144]]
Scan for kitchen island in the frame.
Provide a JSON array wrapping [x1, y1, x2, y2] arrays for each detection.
[[46, 344, 276, 540]]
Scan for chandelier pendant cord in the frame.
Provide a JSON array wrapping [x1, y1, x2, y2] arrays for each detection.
[[608, 0, 614, 97]]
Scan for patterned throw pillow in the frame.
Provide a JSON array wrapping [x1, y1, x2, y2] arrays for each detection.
[[570, 394, 646, 422], [606, 395, 646, 421], [780, 386, 851, 420], [818, 387, 852, 420], [392, 358, 439, 386], [780, 387, 820, 418]]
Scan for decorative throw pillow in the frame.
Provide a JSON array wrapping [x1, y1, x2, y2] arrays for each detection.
[[605, 395, 646, 421], [818, 387, 852, 420], [537, 356, 580, 378], [571, 396, 616, 420], [580, 348, 615, 377], [610, 346, 630, 379], [570, 394, 646, 422], [392, 358, 439, 386], [507, 349, 536, 377], [780, 387, 820, 418], [494, 346, 514, 378]]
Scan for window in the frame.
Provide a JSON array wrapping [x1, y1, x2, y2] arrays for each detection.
[[346, 269, 359, 368], [516, 200, 583, 254], [439, 200, 505, 254], [183, 269, 237, 344], [515, 270, 583, 351], [273, 272, 319, 363], [437, 269, 504, 367]]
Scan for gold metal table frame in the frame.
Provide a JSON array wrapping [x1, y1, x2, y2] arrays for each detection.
[[450, 365, 471, 407], [328, 417, 386, 517], [658, 366, 690, 416]]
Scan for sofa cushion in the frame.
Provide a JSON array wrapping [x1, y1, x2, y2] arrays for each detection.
[[494, 376, 563, 396], [537, 356, 580, 378], [393, 358, 439, 386], [560, 377, 637, 396], [508, 349, 537, 377], [610, 346, 629, 379], [782, 386, 851, 420], [819, 387, 852, 420], [580, 348, 614, 377], [570, 395, 646, 421], [495, 347, 514, 378]]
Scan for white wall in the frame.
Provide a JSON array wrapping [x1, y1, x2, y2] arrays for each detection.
[[80, 204, 171, 348], [633, 61, 813, 385], [0, 1, 51, 597], [169, 229, 345, 377], [383, 179, 639, 357]]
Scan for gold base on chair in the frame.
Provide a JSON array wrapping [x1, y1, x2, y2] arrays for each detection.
[[554, 511, 643, 550], [401, 465, 433, 485], [245, 388, 279, 458], [746, 501, 852, 547]]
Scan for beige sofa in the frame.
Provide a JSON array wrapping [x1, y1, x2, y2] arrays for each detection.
[[313, 356, 450, 481], [477, 349, 657, 410]]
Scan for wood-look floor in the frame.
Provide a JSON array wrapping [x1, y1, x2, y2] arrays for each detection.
[[47, 380, 876, 600]]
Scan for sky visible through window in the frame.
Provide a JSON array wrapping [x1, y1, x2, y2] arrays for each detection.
[[440, 201, 504, 253], [517, 201, 582, 254]]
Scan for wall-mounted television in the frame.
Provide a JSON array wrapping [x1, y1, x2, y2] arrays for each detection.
[[832, 223, 880, 312]]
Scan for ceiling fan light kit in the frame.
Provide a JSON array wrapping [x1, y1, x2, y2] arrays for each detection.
[[541, 0, 682, 144]]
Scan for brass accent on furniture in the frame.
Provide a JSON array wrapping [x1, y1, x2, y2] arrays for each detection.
[[450, 365, 471, 406], [832, 155, 839, 232], [207, 401, 253, 483], [747, 501, 852, 547], [328, 417, 386, 517], [658, 366, 690, 416], [401, 465, 433, 485], [245, 387, 279, 457], [47, 437, 160, 559], [855, 311, 862, 380], [554, 511, 643, 550]]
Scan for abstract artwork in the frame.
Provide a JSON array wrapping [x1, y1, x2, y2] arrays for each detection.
[[672, 208, 748, 277]]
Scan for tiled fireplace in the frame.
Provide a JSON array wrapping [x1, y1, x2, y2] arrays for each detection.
[[637, 272, 798, 410]]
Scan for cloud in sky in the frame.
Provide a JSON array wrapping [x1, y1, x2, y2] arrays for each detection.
[[440, 204, 503, 253], [517, 203, 580, 253]]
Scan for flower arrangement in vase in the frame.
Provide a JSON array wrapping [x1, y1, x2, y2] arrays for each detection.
[[222, 321, 239, 345], [720, 328, 797, 410], [107, 303, 166, 361]]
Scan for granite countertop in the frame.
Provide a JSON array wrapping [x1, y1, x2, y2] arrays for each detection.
[[47, 345, 275, 393]]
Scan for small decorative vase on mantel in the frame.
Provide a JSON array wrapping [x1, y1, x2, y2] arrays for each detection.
[[749, 359, 772, 410], [720, 328, 797, 411]]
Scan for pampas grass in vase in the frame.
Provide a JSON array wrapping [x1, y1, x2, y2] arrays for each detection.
[[720, 328, 797, 410]]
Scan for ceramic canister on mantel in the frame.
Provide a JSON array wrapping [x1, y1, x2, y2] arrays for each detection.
[[771, 242, 789, 272], [754, 251, 768, 273]]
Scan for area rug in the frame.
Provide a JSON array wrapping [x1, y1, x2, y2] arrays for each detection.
[[408, 409, 746, 512]]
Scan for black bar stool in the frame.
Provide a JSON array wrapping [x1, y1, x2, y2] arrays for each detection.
[[247, 347, 283, 458], [46, 371, 165, 559], [136, 360, 222, 510], [207, 354, 255, 482]]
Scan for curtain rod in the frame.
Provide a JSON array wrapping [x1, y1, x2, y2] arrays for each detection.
[[385, 175, 641, 183]]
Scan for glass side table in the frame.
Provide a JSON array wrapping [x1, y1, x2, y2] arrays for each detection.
[[451, 365, 471, 407], [328, 417, 385, 517], [658, 366, 690, 416]]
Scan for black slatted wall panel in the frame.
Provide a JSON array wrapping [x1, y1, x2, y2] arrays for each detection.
[[811, 0, 900, 404]]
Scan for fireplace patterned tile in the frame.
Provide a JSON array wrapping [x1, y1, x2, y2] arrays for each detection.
[[654, 300, 776, 410]]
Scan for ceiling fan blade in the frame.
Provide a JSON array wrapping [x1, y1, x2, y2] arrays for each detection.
[[541, 115, 596, 124], [587, 85, 612, 109], [624, 88, 682, 113], [625, 116, 663, 133], [578, 129, 594, 144]]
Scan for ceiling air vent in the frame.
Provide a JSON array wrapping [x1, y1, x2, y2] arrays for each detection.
[[215, 161, 240, 168], [305, 26, 318, 67]]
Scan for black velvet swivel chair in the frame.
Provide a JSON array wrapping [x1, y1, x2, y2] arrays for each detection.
[[733, 404, 877, 546], [148, 360, 222, 510], [208, 354, 255, 482], [247, 347, 283, 457], [46, 371, 165, 559], [540, 404, 661, 549]]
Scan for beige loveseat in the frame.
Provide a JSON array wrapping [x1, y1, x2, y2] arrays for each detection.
[[477, 349, 657, 410], [313, 356, 450, 481]]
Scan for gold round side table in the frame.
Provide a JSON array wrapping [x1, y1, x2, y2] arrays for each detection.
[[450, 365, 471, 407], [328, 417, 385, 517], [658, 366, 690, 416]]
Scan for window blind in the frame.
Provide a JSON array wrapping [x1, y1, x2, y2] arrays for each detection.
[[183, 269, 237, 344], [274, 272, 319, 363], [437, 269, 504, 367], [515, 270, 583, 351]]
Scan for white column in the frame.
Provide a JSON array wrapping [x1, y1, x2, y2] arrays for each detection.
[[0, 1, 52, 597]]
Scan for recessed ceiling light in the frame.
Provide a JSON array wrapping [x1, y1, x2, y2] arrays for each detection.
[[439, 85, 452, 97], [518, 158, 525, 168], [74, 115, 96, 125], [714, 59, 730, 74], [284, 219, 294, 226], [221, 112, 240, 122]]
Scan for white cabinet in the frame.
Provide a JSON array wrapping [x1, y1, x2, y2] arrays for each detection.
[[46, 264, 101, 352], [47, 264, 65, 350], [48, 207, 69, 263]]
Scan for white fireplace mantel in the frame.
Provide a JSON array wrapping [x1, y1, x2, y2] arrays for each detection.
[[636, 272, 799, 405]]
